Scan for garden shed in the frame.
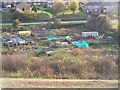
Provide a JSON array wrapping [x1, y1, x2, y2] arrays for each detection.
[[18, 31, 31, 37], [82, 32, 99, 37]]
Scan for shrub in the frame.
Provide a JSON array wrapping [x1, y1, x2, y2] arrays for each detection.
[[27, 57, 42, 71], [22, 10, 38, 20], [14, 10, 38, 21], [53, 18, 61, 29], [70, 48, 85, 56], [68, 1, 79, 13], [53, 2, 65, 15], [14, 9, 23, 20], [35, 51, 46, 57], [32, 5, 37, 12], [94, 59, 117, 75], [9, 8, 16, 12], [12, 19, 20, 30], [38, 65, 54, 78], [44, 21, 52, 28], [2, 54, 28, 72], [37, 13, 50, 21], [86, 15, 112, 34], [2, 48, 118, 79]]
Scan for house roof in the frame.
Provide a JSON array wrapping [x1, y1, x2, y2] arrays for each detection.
[[86, 2, 102, 6], [86, 2, 117, 6]]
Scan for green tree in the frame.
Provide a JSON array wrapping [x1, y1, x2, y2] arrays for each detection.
[[68, 1, 79, 13], [53, 17, 61, 29], [32, 5, 37, 12], [14, 10, 38, 20], [14, 9, 23, 20], [86, 15, 112, 34], [53, 1, 65, 15], [12, 19, 20, 30]]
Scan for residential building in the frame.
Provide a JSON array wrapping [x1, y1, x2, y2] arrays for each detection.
[[84, 2, 118, 15]]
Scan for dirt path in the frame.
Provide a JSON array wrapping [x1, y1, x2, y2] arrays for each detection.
[[1, 78, 118, 88]]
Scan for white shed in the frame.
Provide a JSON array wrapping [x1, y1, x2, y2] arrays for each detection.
[[61, 42, 68, 47], [82, 32, 99, 37]]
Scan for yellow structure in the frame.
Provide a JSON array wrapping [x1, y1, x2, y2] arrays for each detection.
[[18, 31, 32, 37]]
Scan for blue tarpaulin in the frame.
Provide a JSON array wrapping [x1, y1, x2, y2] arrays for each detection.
[[76, 41, 89, 48], [47, 37, 58, 41], [16, 37, 26, 44], [37, 48, 45, 50]]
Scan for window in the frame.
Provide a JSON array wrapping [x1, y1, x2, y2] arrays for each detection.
[[22, 8, 25, 11]]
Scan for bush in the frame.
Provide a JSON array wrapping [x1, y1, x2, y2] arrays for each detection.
[[12, 19, 20, 29], [68, 1, 79, 13], [9, 8, 16, 12], [14, 9, 23, 20], [2, 54, 28, 72], [70, 48, 85, 56], [94, 59, 117, 75], [53, 18, 61, 29], [22, 10, 38, 20], [14, 10, 38, 21], [53, 2, 65, 15], [37, 13, 50, 21], [86, 15, 112, 34], [44, 21, 52, 28], [32, 5, 37, 12], [2, 48, 118, 79]]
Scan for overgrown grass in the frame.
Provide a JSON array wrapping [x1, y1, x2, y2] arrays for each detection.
[[2, 48, 118, 79], [0, 46, 9, 53], [1, 12, 14, 22]]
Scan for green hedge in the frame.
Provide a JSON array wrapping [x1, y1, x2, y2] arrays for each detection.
[[57, 13, 87, 21], [2, 11, 51, 22], [44, 8, 57, 15]]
